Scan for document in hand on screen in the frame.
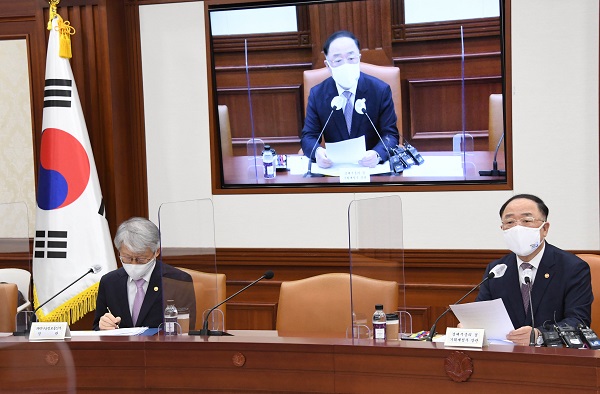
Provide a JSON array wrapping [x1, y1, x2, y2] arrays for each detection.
[[450, 298, 514, 341]]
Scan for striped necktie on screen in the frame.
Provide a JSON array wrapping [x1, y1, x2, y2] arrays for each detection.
[[343, 90, 353, 134]]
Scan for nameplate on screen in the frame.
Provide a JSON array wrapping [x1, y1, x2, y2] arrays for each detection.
[[444, 327, 487, 348], [29, 322, 72, 341], [339, 167, 370, 183]]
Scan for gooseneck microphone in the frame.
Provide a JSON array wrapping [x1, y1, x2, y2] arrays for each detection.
[[189, 270, 274, 336], [523, 269, 536, 346], [478, 133, 506, 176], [14, 265, 103, 336], [425, 263, 507, 341], [34, 265, 103, 315], [354, 98, 400, 175], [304, 96, 343, 177]]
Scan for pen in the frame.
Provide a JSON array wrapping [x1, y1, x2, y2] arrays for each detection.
[[107, 307, 119, 328]]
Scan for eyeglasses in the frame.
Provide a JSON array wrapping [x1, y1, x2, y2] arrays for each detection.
[[327, 54, 360, 68], [119, 255, 153, 264], [501, 217, 545, 230]]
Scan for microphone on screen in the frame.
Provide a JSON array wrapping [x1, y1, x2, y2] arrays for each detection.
[[479, 133, 506, 176], [189, 270, 275, 336], [425, 263, 507, 342], [523, 268, 536, 346], [354, 98, 402, 174], [304, 96, 344, 178]]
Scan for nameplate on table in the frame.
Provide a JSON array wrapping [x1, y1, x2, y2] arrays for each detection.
[[29, 322, 71, 340], [444, 327, 487, 348], [340, 167, 370, 183]]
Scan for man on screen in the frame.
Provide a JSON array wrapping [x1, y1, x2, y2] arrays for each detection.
[[300, 30, 400, 168], [476, 194, 593, 345], [93, 217, 196, 330]]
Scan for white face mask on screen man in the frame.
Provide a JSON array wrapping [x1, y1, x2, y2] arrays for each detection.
[[329, 62, 360, 90]]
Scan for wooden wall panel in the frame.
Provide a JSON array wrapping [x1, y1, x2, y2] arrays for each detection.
[[408, 76, 502, 150]]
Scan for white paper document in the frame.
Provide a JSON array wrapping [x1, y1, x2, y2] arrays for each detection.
[[450, 299, 515, 341], [325, 135, 366, 164], [70, 327, 149, 336]]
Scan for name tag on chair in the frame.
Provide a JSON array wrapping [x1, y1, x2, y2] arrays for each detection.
[[444, 327, 487, 348], [29, 322, 71, 340]]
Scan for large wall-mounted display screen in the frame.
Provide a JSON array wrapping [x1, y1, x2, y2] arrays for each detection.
[[207, 0, 510, 193]]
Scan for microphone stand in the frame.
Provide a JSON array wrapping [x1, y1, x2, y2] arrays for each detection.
[[14, 267, 95, 336], [355, 101, 401, 176], [526, 277, 536, 346], [425, 271, 494, 342], [304, 98, 342, 178], [479, 133, 506, 176], [189, 272, 273, 336]]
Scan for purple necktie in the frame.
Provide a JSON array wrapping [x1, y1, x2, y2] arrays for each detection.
[[520, 262, 533, 313], [131, 278, 145, 325], [343, 90, 353, 134]]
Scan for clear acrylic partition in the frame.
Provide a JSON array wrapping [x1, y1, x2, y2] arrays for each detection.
[[0, 202, 33, 334], [246, 138, 264, 183], [158, 199, 222, 335], [347, 195, 407, 342]]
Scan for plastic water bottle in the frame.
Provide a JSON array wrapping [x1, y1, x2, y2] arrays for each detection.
[[164, 300, 178, 335], [372, 304, 386, 341], [262, 145, 275, 179]]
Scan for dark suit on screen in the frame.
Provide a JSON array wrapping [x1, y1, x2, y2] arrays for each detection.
[[93, 260, 196, 330], [476, 243, 593, 330], [301, 72, 399, 162]]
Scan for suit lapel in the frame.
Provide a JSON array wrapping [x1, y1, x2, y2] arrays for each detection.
[[531, 246, 556, 318], [351, 74, 368, 138]]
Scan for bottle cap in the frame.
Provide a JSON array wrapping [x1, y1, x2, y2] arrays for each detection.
[[375, 304, 383, 310]]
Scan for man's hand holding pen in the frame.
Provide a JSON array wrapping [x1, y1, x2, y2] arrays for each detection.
[[99, 307, 121, 330]]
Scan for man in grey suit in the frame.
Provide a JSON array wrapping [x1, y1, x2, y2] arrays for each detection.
[[476, 194, 593, 345]]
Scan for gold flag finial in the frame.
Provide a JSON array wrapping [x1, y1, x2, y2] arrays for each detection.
[[47, 0, 60, 30]]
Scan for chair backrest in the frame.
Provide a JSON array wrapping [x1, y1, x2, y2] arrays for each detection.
[[577, 254, 600, 332], [177, 268, 227, 330], [303, 62, 403, 134], [0, 283, 18, 332], [218, 105, 233, 157], [488, 93, 504, 152], [0, 268, 31, 303], [276, 273, 398, 338]]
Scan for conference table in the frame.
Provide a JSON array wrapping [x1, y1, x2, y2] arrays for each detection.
[[1, 330, 599, 393], [221, 151, 506, 186]]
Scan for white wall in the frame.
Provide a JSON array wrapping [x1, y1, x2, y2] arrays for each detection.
[[139, 1, 599, 251]]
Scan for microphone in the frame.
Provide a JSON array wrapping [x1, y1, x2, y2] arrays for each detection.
[[478, 133, 506, 176], [425, 263, 507, 341], [523, 268, 536, 346], [14, 265, 103, 335], [354, 98, 401, 175], [189, 270, 274, 336], [34, 265, 103, 315], [304, 96, 343, 177]]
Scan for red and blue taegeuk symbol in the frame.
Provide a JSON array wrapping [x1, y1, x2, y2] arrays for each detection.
[[37, 128, 90, 210]]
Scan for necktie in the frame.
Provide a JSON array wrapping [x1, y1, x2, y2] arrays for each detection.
[[343, 90, 353, 134], [520, 262, 533, 313], [131, 278, 146, 325]]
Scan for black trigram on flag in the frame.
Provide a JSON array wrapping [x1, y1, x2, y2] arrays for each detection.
[[44, 79, 72, 108], [35, 230, 68, 259]]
